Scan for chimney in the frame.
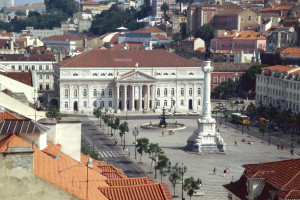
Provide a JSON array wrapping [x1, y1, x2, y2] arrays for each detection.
[[4, 146, 35, 172], [88, 158, 93, 168]]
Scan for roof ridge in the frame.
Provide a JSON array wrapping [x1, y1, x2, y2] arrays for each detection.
[[59, 50, 90, 67]]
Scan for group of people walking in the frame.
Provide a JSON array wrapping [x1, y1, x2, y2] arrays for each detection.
[[213, 166, 231, 177]]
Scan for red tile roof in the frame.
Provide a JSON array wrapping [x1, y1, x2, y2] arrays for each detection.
[[132, 26, 165, 33], [0, 32, 13, 37], [0, 109, 23, 122], [0, 72, 32, 86], [262, 65, 297, 72], [42, 142, 62, 157], [99, 183, 170, 200], [57, 49, 202, 68], [154, 35, 171, 40], [0, 134, 31, 153], [105, 177, 150, 186], [43, 35, 84, 41], [81, 0, 99, 5], [0, 54, 55, 61], [5, 6, 28, 10]]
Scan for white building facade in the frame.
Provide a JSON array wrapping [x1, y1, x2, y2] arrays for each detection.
[[256, 65, 300, 114], [54, 49, 204, 115]]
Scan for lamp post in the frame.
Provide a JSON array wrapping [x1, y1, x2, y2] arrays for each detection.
[[179, 164, 187, 200], [110, 114, 114, 137], [132, 125, 139, 159], [154, 154, 158, 179]]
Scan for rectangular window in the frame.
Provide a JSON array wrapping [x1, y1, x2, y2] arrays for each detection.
[[18, 65, 22, 71], [241, 17, 244, 22], [40, 75, 43, 79], [25, 66, 29, 71], [248, 16, 252, 21], [46, 84, 49, 90], [213, 77, 218, 84], [39, 84, 43, 90], [46, 65, 49, 70], [39, 65, 42, 70], [32, 65, 35, 70], [220, 77, 225, 83]]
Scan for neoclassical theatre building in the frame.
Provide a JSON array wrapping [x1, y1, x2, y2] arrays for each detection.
[[54, 49, 204, 115]]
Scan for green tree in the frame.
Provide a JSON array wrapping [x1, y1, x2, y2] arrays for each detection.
[[259, 122, 267, 142], [183, 177, 200, 200], [113, 118, 120, 139], [46, 105, 63, 120], [180, 22, 186, 38], [157, 154, 169, 183], [211, 79, 238, 99], [15, 10, 26, 16], [93, 108, 102, 127], [148, 143, 162, 173], [44, 0, 79, 17], [194, 24, 214, 50], [81, 140, 100, 160], [119, 121, 129, 145], [240, 64, 268, 94], [246, 102, 257, 121], [169, 163, 181, 197], [161, 3, 169, 17], [136, 138, 149, 163]]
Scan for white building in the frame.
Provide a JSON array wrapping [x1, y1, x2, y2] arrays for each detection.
[[0, 54, 56, 91], [54, 49, 204, 115], [256, 65, 300, 114], [42, 35, 84, 53], [20, 27, 64, 39]]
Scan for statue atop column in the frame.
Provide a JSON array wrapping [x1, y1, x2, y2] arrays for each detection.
[[186, 60, 226, 153]]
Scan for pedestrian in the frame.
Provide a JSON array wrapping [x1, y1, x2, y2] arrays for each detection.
[[228, 166, 231, 174], [234, 141, 237, 146], [162, 131, 164, 136], [213, 167, 216, 175], [223, 169, 227, 177], [281, 143, 284, 150], [199, 179, 202, 188], [172, 129, 175, 135], [277, 144, 280, 149], [217, 127, 220, 132], [168, 161, 171, 172]]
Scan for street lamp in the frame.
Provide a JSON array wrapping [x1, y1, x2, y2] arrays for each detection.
[[154, 154, 158, 179], [132, 125, 139, 159], [179, 164, 187, 200], [110, 114, 114, 137]]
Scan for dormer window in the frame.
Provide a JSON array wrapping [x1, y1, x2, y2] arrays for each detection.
[[156, 73, 161, 75], [189, 73, 194, 75], [108, 73, 113, 76], [93, 73, 98, 76], [101, 73, 105, 76], [73, 73, 78, 76], [171, 73, 175, 75], [163, 73, 168, 75]]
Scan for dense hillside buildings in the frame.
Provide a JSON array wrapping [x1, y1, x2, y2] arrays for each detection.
[[54, 49, 204, 115], [255, 65, 300, 113]]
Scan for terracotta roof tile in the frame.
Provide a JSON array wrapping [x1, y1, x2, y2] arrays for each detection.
[[42, 142, 62, 157], [0, 54, 55, 61], [0, 134, 31, 153], [81, 0, 99, 5], [0, 72, 32, 86], [57, 49, 202, 68], [105, 177, 150, 186], [154, 35, 171, 40], [99, 183, 169, 200], [132, 26, 165, 33], [263, 65, 297, 72], [0, 32, 13, 37], [5, 6, 28, 10], [0, 109, 22, 122]]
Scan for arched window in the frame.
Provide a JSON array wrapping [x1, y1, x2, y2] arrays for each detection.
[[164, 100, 167, 106], [198, 88, 201, 96], [93, 101, 97, 107], [171, 88, 175, 96], [157, 100, 160, 107], [181, 88, 184, 96], [189, 88, 192, 96], [73, 73, 78, 76], [83, 101, 87, 107], [65, 102, 68, 108], [171, 73, 175, 75], [108, 73, 113, 76], [197, 99, 201, 105], [163, 73, 168, 75], [101, 73, 105, 76], [156, 73, 161, 75], [109, 101, 112, 107], [157, 88, 160, 97], [74, 89, 77, 97], [83, 89, 87, 97], [93, 73, 98, 76], [109, 89, 112, 97], [164, 88, 167, 97], [93, 89, 97, 97], [189, 72, 193, 75], [101, 89, 105, 97], [101, 101, 104, 108], [65, 89, 68, 97], [181, 100, 184, 106]]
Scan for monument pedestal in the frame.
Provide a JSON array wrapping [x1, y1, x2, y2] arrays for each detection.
[[186, 117, 226, 153]]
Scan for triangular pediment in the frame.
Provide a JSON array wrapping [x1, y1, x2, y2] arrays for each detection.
[[117, 70, 157, 83]]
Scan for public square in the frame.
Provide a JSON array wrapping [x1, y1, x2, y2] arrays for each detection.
[[88, 113, 299, 200]]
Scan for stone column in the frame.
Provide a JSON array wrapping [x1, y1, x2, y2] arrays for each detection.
[[139, 85, 142, 111], [202, 60, 213, 119], [153, 85, 156, 109], [124, 85, 127, 111], [115, 85, 120, 110], [146, 85, 150, 110], [131, 85, 135, 111], [184, 84, 187, 108]]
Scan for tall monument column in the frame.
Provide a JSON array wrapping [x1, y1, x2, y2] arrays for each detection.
[[186, 60, 226, 153]]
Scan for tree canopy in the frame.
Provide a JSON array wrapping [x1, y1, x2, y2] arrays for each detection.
[[194, 24, 214, 48], [44, 0, 79, 17], [211, 79, 238, 99], [90, 4, 145, 36], [46, 105, 63, 120]]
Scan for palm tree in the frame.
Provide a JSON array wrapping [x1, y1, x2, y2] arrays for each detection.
[[119, 121, 129, 146], [161, 3, 169, 17]]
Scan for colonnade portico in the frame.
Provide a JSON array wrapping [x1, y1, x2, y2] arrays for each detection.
[[115, 84, 155, 112]]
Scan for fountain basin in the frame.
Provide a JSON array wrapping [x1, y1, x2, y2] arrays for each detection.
[[141, 123, 186, 130]]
